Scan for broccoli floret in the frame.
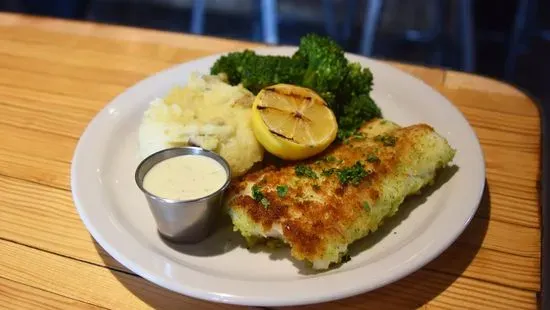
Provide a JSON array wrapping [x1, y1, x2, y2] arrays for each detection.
[[337, 94, 381, 139], [335, 62, 380, 138], [211, 50, 304, 94], [293, 34, 348, 108], [339, 62, 374, 99], [239, 55, 305, 94], [210, 50, 256, 85]]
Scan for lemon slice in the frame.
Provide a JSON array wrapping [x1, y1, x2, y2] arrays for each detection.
[[251, 84, 338, 160]]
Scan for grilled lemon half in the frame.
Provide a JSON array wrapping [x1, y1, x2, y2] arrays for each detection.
[[250, 84, 338, 160]]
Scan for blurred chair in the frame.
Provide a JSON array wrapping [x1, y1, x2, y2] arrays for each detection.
[[190, 0, 205, 34], [189, 0, 279, 43], [505, 0, 549, 80], [260, 0, 279, 44], [358, 0, 476, 72], [189, 0, 344, 44], [323, 0, 358, 43]]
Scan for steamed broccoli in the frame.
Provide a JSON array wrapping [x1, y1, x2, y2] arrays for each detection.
[[293, 34, 348, 108], [238, 54, 305, 94], [337, 94, 381, 139], [209, 33, 381, 138], [335, 63, 381, 139], [210, 50, 254, 85], [211, 50, 304, 94], [339, 62, 374, 100]]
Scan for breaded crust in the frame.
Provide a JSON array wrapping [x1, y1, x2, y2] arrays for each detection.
[[225, 118, 455, 268]]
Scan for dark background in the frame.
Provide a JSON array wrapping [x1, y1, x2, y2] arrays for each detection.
[[1, 0, 549, 107]]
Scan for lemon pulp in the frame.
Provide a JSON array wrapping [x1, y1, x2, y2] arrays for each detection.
[[251, 84, 338, 160]]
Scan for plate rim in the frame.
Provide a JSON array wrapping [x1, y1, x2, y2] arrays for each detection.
[[71, 46, 486, 307]]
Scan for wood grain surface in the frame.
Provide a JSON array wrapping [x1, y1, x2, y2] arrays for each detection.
[[0, 12, 542, 310]]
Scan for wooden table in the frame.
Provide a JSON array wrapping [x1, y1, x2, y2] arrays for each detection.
[[0, 12, 545, 310]]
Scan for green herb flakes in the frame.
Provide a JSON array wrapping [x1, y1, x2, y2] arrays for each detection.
[[276, 185, 288, 198], [337, 129, 354, 140], [251, 184, 262, 200], [325, 155, 337, 162], [252, 184, 269, 208], [321, 168, 336, 176], [295, 164, 318, 179], [352, 132, 366, 140], [374, 134, 397, 146], [337, 161, 370, 185], [366, 153, 379, 162], [363, 201, 371, 212]]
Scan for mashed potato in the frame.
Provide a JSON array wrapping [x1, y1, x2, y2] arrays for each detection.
[[138, 73, 264, 177]]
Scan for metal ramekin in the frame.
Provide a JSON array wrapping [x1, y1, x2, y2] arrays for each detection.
[[135, 146, 231, 244]]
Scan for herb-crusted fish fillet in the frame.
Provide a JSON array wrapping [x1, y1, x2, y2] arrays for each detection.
[[225, 119, 456, 269]]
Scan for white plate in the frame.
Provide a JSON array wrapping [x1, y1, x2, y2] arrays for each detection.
[[71, 46, 485, 307]]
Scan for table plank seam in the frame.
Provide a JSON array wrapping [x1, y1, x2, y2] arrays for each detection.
[[0, 236, 137, 278], [0, 116, 81, 142], [0, 51, 155, 87], [0, 84, 105, 112], [0, 274, 111, 310], [0, 88, 106, 114], [0, 26, 250, 56], [0, 80, 113, 103], [0, 37, 181, 66], [458, 104, 541, 118], [422, 266, 540, 293], [0, 66, 134, 93], [454, 240, 540, 259], [0, 168, 71, 193], [471, 214, 539, 230], [472, 123, 540, 137]]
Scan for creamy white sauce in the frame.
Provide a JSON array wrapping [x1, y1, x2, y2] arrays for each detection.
[[143, 155, 227, 201]]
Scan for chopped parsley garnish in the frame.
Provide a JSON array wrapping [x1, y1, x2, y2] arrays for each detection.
[[295, 164, 318, 179], [363, 201, 371, 212], [325, 155, 337, 162], [251, 184, 263, 200], [276, 185, 288, 198], [374, 134, 397, 146], [337, 129, 354, 140], [337, 161, 370, 185], [321, 168, 336, 176], [366, 153, 379, 162], [312, 184, 321, 191], [352, 132, 366, 140], [252, 184, 269, 208]]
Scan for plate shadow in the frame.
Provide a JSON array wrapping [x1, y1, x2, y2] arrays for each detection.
[[290, 180, 491, 309], [92, 240, 258, 309], [158, 214, 245, 257]]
